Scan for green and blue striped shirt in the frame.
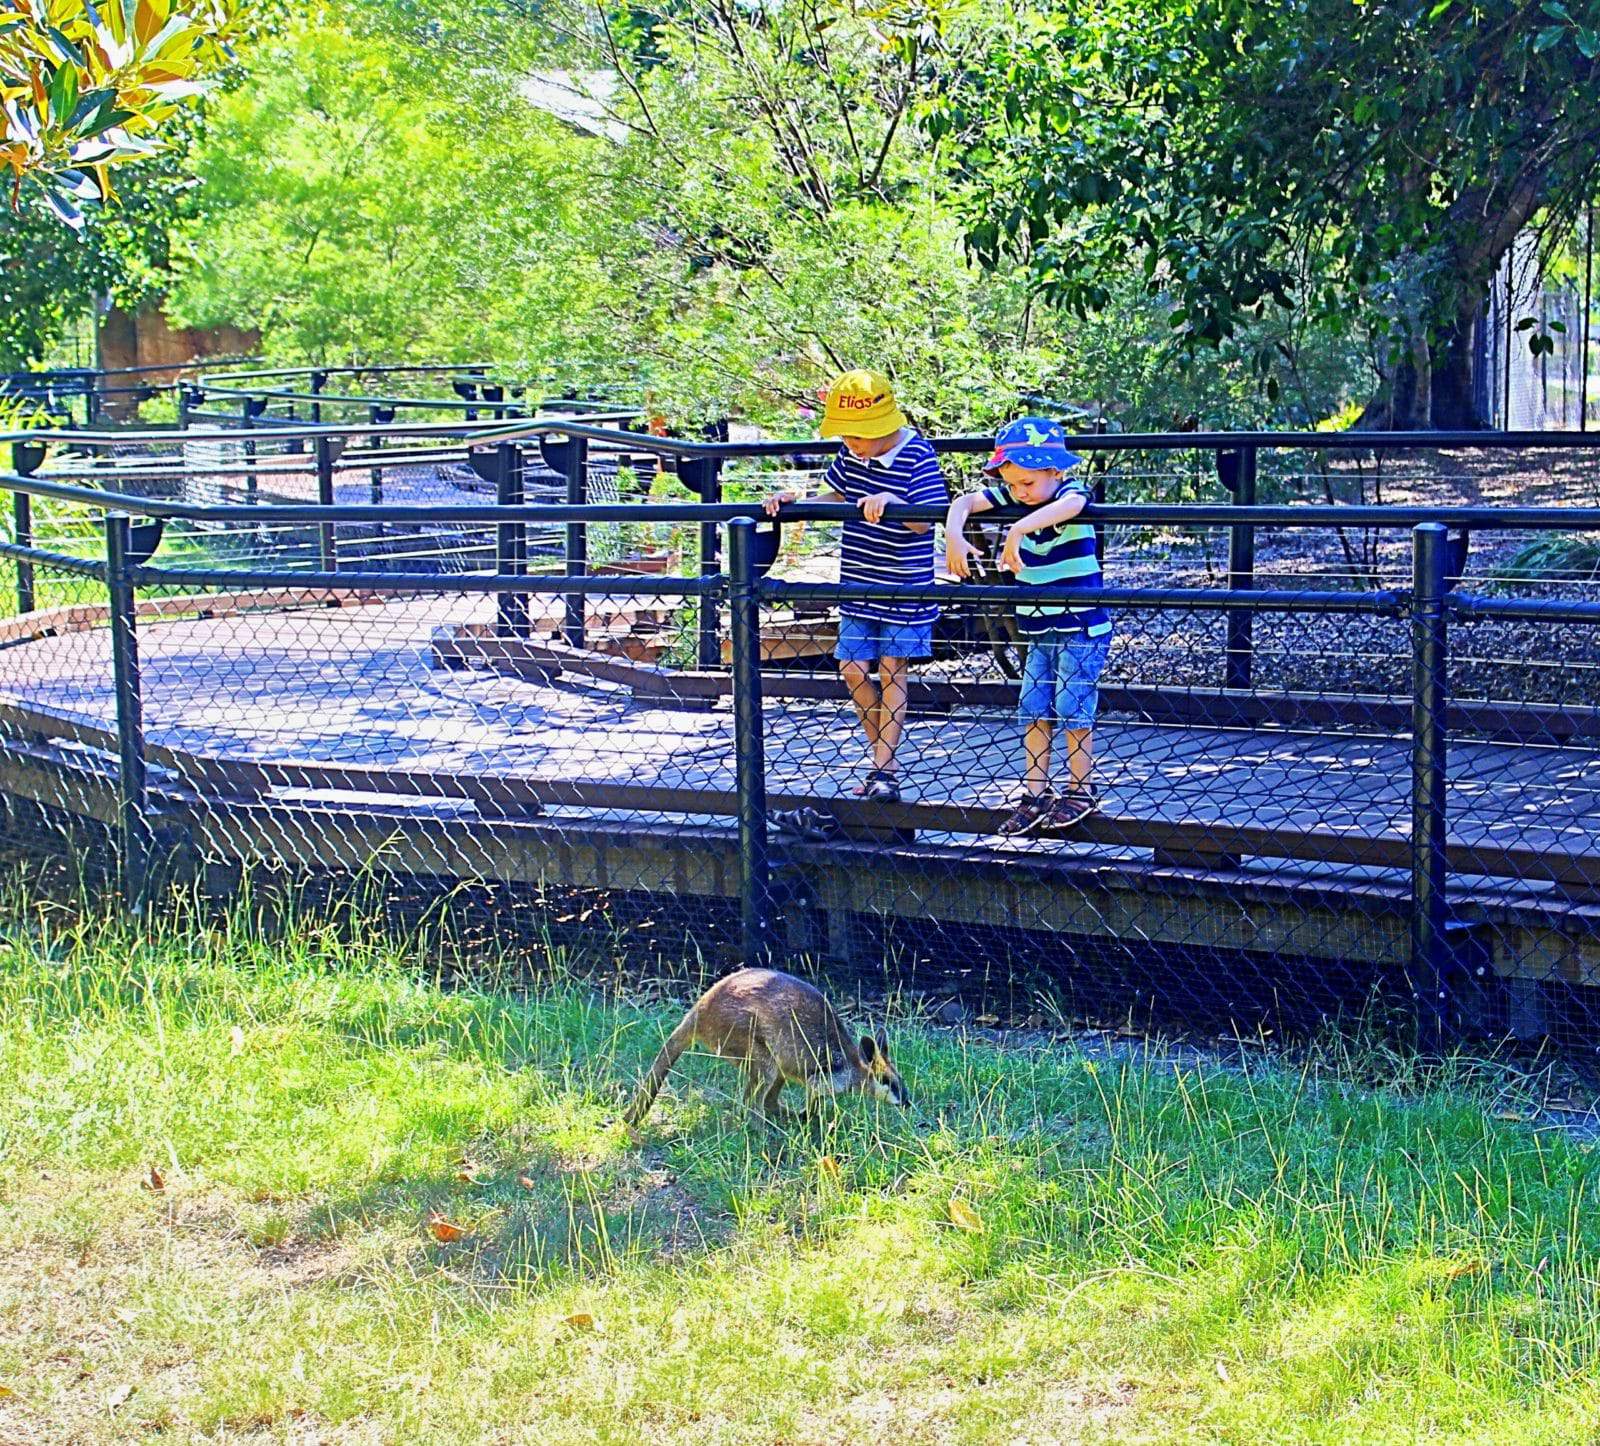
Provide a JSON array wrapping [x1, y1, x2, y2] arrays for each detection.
[[981, 482, 1111, 638]]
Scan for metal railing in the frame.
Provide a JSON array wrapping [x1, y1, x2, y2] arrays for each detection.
[[6, 421, 1600, 1047]]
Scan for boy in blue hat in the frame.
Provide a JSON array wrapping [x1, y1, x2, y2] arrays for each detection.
[[945, 417, 1112, 835]]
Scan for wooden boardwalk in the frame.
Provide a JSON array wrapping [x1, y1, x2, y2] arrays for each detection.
[[2, 594, 1599, 984], [0, 595, 1594, 849]]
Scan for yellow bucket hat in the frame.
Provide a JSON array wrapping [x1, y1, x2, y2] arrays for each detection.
[[818, 369, 907, 440]]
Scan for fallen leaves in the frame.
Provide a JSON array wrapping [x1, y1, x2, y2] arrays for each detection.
[[142, 1164, 165, 1193], [517, 1174, 537, 1191], [948, 1198, 985, 1234], [426, 1212, 467, 1243], [817, 1155, 842, 1185], [563, 1311, 601, 1332]]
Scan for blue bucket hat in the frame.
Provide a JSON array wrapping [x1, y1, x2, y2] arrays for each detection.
[[984, 416, 1083, 475]]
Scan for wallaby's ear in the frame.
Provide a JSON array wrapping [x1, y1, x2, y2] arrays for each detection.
[[876, 1032, 890, 1059], [859, 1035, 877, 1063]]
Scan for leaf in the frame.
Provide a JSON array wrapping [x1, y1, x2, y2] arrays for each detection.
[[1533, 25, 1566, 52], [229, 1025, 244, 1055], [455, 1160, 487, 1184], [817, 1155, 842, 1184], [948, 1198, 985, 1233], [516, 1174, 536, 1191], [0, 1384, 14, 1399], [563, 1311, 601, 1332], [143, 1163, 164, 1192], [426, 1212, 466, 1242], [106, 1382, 133, 1408]]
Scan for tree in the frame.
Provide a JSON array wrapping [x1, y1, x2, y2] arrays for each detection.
[[164, 12, 605, 365], [1, 0, 246, 227], [937, 0, 1600, 428]]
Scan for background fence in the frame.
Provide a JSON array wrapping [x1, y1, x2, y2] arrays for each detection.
[[6, 414, 1600, 1052]]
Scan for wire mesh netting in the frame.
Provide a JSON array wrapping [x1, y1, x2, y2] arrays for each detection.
[[5, 427, 1600, 1049]]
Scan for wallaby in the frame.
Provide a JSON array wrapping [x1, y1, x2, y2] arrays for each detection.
[[624, 968, 910, 1125]]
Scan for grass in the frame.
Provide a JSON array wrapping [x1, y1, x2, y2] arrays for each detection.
[[1, 895, 1600, 1442]]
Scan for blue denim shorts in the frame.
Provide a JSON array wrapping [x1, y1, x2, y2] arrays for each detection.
[[834, 615, 934, 664], [1018, 629, 1110, 726]]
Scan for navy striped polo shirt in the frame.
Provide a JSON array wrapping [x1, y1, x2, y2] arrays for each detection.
[[826, 430, 948, 624], [981, 482, 1112, 638]]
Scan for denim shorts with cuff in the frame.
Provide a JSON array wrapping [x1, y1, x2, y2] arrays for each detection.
[[1018, 629, 1110, 727], [834, 615, 935, 664]]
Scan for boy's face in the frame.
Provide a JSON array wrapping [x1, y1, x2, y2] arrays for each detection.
[[841, 431, 901, 461], [996, 461, 1064, 507]]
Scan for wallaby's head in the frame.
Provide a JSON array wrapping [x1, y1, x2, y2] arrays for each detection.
[[858, 1034, 910, 1107]]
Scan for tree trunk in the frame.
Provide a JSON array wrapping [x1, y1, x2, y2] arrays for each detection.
[[1355, 305, 1489, 431]]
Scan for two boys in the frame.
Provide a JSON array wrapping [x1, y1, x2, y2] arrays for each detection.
[[769, 374, 1109, 831]]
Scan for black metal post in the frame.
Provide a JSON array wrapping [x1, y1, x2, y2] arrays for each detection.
[[728, 518, 770, 965], [495, 441, 529, 638], [368, 403, 394, 510], [10, 442, 40, 616], [561, 435, 588, 648], [13, 492, 33, 615], [1503, 248, 1515, 429], [1584, 203, 1594, 433], [240, 397, 257, 503], [1410, 522, 1451, 1052], [310, 368, 326, 426], [1222, 446, 1258, 690], [679, 458, 724, 669], [315, 435, 337, 573], [106, 514, 150, 912]]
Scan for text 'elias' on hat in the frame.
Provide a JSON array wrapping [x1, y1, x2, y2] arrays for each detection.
[[984, 415, 1084, 474], [819, 369, 908, 440]]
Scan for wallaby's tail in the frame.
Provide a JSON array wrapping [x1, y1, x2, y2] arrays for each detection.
[[624, 1013, 696, 1125]]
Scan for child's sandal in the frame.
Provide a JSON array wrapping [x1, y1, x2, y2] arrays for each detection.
[[860, 769, 901, 803], [1045, 789, 1099, 830], [997, 792, 1053, 836]]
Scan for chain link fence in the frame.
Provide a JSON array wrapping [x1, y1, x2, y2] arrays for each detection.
[[5, 421, 1600, 1049]]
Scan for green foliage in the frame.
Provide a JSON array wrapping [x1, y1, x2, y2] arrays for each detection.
[[154, 0, 1369, 434], [938, 0, 1600, 420], [164, 13, 600, 365], [1504, 532, 1600, 585]]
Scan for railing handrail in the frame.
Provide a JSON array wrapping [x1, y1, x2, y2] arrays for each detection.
[[7, 468, 1600, 533], [18, 412, 1600, 456]]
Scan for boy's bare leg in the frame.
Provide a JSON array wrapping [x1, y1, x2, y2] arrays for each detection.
[[1065, 727, 1094, 791], [874, 655, 909, 774], [839, 660, 883, 766], [1024, 719, 1054, 797]]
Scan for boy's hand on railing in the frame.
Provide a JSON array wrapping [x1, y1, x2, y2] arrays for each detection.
[[859, 491, 898, 525], [764, 489, 802, 516], [1000, 526, 1027, 575], [946, 535, 980, 579]]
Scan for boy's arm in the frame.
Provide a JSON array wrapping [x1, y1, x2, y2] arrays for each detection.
[[944, 489, 996, 578], [765, 460, 845, 515], [999, 487, 1089, 574]]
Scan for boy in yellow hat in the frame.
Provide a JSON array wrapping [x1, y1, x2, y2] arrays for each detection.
[[765, 370, 948, 802]]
